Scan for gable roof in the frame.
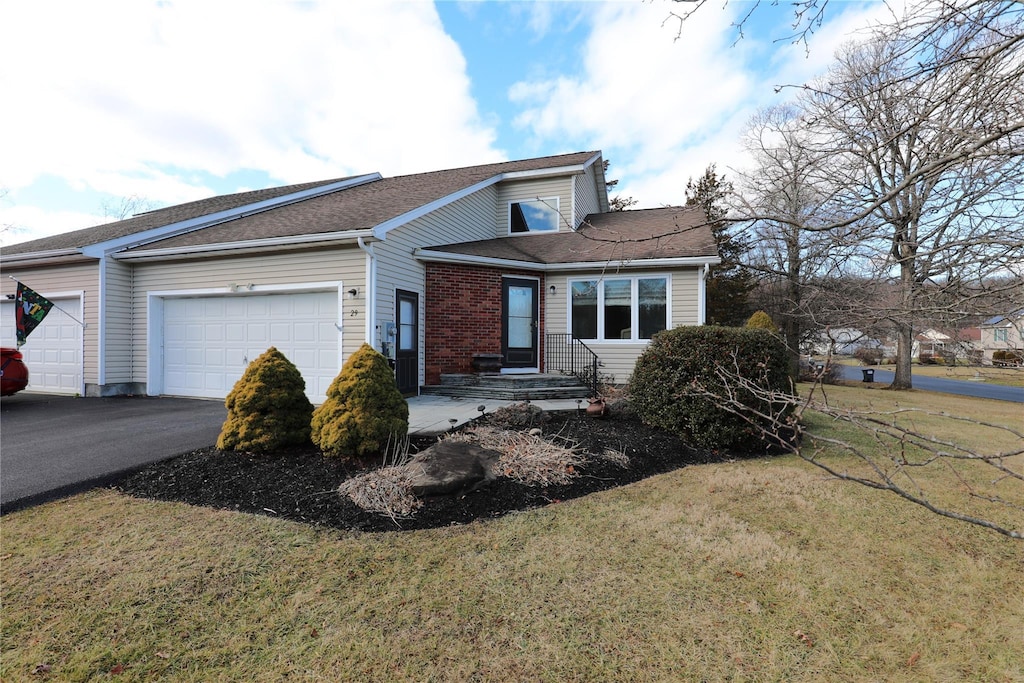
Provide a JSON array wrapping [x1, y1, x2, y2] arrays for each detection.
[[414, 206, 719, 268], [1, 177, 358, 256], [121, 151, 601, 256], [2, 151, 604, 261], [982, 309, 1024, 326]]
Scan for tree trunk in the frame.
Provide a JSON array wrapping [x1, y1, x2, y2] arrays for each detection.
[[893, 322, 914, 389], [892, 260, 915, 389]]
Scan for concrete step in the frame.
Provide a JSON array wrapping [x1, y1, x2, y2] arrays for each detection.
[[423, 372, 593, 400], [420, 383, 591, 401]]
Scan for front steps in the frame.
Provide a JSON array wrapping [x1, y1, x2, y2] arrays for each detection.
[[420, 373, 592, 401]]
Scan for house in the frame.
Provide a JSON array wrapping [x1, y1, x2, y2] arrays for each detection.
[[0, 151, 720, 402], [912, 328, 953, 360], [809, 328, 879, 356], [980, 310, 1024, 363]]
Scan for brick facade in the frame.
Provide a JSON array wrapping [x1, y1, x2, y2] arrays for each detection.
[[424, 262, 545, 385]]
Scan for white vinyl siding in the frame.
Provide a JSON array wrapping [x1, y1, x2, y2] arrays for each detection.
[[544, 267, 702, 384], [496, 178, 574, 236], [0, 262, 97, 387], [102, 257, 134, 384], [376, 187, 498, 387], [573, 162, 602, 227], [130, 248, 365, 386]]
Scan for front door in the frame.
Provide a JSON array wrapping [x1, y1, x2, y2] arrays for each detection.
[[395, 290, 419, 394], [502, 277, 539, 369]]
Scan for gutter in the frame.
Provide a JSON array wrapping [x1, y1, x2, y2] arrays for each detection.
[[698, 262, 710, 324], [413, 248, 721, 272], [357, 236, 377, 348], [0, 248, 92, 265], [113, 230, 376, 262]]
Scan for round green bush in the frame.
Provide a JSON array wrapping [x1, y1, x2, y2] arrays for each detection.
[[629, 326, 795, 452], [745, 310, 779, 332], [311, 343, 409, 459], [217, 347, 314, 453]]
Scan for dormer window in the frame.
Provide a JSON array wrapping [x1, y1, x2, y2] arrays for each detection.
[[510, 198, 560, 233]]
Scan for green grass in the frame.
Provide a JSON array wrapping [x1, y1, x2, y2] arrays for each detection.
[[2, 389, 1022, 682]]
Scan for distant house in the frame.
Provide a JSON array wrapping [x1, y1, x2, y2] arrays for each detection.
[[980, 310, 1024, 363], [912, 328, 952, 359], [0, 151, 720, 400], [809, 328, 878, 356]]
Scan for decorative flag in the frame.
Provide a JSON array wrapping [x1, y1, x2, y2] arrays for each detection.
[[15, 282, 54, 347]]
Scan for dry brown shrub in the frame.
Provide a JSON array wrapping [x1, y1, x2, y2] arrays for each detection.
[[338, 466, 422, 520], [443, 426, 583, 487]]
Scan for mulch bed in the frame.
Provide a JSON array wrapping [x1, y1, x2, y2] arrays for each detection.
[[112, 409, 730, 532]]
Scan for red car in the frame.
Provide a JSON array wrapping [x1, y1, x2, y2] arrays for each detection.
[[1, 347, 29, 396]]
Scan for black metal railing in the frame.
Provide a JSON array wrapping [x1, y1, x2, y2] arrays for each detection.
[[545, 333, 599, 396]]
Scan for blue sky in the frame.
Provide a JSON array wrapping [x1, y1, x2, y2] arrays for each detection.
[[0, 0, 889, 247]]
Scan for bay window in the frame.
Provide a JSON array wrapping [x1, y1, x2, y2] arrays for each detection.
[[569, 275, 669, 341]]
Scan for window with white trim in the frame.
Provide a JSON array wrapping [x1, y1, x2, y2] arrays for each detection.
[[994, 328, 1008, 342], [510, 198, 560, 233], [569, 276, 669, 342]]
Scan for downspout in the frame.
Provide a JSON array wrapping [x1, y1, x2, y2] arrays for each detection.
[[357, 237, 377, 349], [97, 257, 106, 393], [698, 263, 710, 325]]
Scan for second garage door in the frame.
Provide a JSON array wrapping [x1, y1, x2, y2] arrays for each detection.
[[162, 291, 340, 403], [0, 298, 83, 395]]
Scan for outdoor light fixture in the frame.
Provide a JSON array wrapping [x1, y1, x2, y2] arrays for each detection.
[[347, 288, 358, 298], [549, 284, 556, 295]]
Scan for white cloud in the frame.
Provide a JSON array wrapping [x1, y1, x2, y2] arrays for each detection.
[[0, 205, 106, 246], [0, 0, 503, 242], [507, 0, 896, 207]]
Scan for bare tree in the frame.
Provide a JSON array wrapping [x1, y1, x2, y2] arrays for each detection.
[[734, 105, 857, 370], [101, 194, 157, 221], [793, 7, 1024, 388]]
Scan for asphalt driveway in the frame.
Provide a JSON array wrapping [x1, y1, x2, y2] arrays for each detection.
[[1, 393, 226, 513]]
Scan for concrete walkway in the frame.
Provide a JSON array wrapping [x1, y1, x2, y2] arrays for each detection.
[[407, 395, 585, 436]]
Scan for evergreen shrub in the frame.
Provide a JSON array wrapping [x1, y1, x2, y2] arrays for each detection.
[[311, 343, 409, 458], [745, 310, 779, 333], [217, 347, 314, 453], [629, 326, 795, 452]]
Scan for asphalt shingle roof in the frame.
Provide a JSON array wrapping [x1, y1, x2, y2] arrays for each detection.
[[3, 151, 601, 257], [128, 151, 600, 251], [1, 178, 351, 255], [418, 206, 718, 265]]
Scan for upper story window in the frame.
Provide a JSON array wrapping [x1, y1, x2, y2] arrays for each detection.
[[569, 275, 669, 342], [994, 328, 1008, 342], [510, 198, 560, 233]]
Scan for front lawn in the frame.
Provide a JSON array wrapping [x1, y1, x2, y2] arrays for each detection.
[[1, 389, 1021, 682]]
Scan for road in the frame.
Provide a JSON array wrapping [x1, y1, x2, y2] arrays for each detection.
[[837, 365, 1024, 404]]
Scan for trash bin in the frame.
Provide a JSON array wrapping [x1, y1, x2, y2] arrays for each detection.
[[862, 368, 874, 383]]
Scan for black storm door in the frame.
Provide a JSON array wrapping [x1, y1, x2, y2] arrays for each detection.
[[395, 290, 418, 394], [502, 278, 539, 368]]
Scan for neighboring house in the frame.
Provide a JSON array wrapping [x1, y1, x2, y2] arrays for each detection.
[[980, 309, 1024, 362], [0, 151, 720, 401], [948, 327, 983, 363], [912, 328, 952, 359], [809, 328, 877, 356]]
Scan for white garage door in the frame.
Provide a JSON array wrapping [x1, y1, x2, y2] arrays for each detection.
[[162, 291, 340, 403], [0, 298, 83, 394]]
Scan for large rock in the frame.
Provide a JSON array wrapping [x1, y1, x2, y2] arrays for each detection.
[[406, 441, 501, 496]]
